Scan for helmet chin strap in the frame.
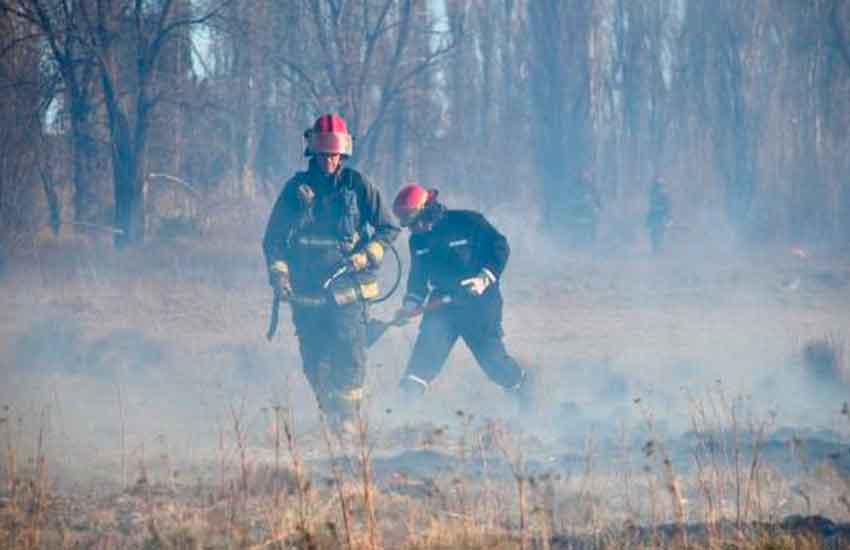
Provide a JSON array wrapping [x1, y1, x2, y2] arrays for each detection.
[[423, 200, 444, 224], [409, 201, 444, 232], [410, 220, 432, 234]]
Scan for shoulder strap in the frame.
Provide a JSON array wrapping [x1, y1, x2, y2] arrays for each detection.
[[340, 167, 364, 192], [337, 168, 366, 246]]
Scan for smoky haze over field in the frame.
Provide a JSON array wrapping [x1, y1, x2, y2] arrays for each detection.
[[3, 201, 850, 484]]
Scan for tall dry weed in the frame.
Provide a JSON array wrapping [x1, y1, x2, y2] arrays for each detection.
[[0, 405, 51, 550], [635, 397, 686, 548]]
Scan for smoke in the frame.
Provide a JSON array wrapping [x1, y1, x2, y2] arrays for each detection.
[[2, 198, 849, 487], [366, 195, 850, 448]]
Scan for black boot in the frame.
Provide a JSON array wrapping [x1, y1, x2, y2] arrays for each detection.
[[321, 387, 364, 437]]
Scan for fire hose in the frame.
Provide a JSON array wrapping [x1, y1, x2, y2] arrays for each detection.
[[266, 242, 403, 341], [365, 294, 453, 348]]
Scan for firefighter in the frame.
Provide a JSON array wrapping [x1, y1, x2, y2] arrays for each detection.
[[262, 114, 399, 429], [645, 175, 672, 254], [391, 184, 533, 410], [575, 169, 602, 245]]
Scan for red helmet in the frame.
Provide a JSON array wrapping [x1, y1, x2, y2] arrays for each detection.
[[393, 183, 437, 227], [305, 113, 353, 157]]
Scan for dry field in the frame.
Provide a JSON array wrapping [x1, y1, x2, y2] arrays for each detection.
[[2, 222, 850, 549]]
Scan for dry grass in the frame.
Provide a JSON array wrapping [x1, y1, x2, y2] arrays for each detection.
[[1, 403, 849, 549]]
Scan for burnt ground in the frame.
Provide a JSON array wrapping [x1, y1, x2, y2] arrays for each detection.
[[1, 233, 850, 548]]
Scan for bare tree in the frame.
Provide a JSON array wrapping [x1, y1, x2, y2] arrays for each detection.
[[828, 0, 850, 71], [780, 0, 850, 243], [1, 0, 227, 246], [210, 0, 273, 199], [825, 0, 850, 244], [528, 0, 594, 233], [74, 0, 227, 247], [0, 0, 104, 226], [672, 0, 767, 233], [602, 0, 672, 196], [260, 0, 456, 176], [0, 6, 46, 250]]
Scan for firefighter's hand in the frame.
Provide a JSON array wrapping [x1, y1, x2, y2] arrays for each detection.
[[269, 262, 292, 299], [346, 251, 370, 272], [460, 269, 496, 296], [346, 241, 385, 272], [270, 273, 292, 299], [392, 299, 421, 325]]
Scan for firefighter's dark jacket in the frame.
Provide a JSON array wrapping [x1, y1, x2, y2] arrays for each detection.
[[404, 207, 509, 306], [263, 163, 399, 294], [646, 184, 672, 227]]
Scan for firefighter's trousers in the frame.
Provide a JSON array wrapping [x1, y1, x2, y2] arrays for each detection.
[[291, 301, 367, 422], [403, 288, 524, 390], [648, 223, 666, 254]]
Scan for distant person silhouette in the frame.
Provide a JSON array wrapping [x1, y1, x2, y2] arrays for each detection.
[[575, 169, 602, 245], [646, 176, 672, 254]]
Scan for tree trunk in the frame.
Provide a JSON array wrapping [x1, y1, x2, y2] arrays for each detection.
[[110, 109, 145, 248], [388, 102, 405, 193], [529, 0, 593, 236], [69, 102, 100, 225]]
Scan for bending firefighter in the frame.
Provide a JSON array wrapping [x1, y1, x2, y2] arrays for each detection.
[[262, 114, 399, 428], [392, 184, 533, 410]]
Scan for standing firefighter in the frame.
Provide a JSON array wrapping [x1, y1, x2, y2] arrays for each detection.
[[645, 176, 672, 254], [263, 114, 399, 429], [575, 169, 602, 245], [391, 184, 533, 410]]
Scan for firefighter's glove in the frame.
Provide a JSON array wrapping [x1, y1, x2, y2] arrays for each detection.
[[269, 261, 292, 299], [346, 252, 370, 272], [460, 268, 496, 296], [296, 184, 315, 210], [392, 298, 421, 325], [346, 241, 385, 272]]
